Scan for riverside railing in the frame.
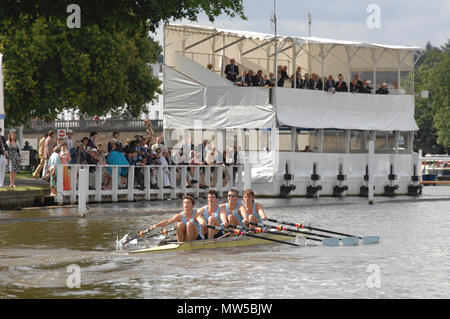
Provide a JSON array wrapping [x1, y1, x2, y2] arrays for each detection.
[[55, 164, 245, 205]]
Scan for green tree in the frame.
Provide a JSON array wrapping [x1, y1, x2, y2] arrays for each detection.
[[0, 1, 246, 125], [414, 40, 450, 153]]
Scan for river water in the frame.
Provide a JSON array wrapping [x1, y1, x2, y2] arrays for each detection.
[[0, 187, 449, 299]]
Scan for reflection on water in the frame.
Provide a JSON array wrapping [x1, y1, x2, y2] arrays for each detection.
[[0, 187, 449, 298]]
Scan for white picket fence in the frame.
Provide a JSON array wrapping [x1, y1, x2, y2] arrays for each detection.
[[54, 164, 246, 205]]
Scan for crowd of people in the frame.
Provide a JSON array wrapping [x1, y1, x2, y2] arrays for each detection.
[[27, 127, 241, 196], [224, 59, 390, 94]]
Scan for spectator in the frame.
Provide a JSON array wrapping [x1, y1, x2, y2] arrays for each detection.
[[88, 131, 98, 150], [59, 141, 72, 191], [23, 141, 33, 150], [106, 141, 129, 188], [225, 59, 239, 83], [303, 73, 314, 89], [32, 133, 48, 179], [350, 74, 364, 93], [48, 146, 62, 196], [0, 127, 8, 188], [159, 148, 172, 189], [235, 71, 248, 86], [108, 131, 123, 153], [69, 140, 82, 164], [376, 82, 389, 94], [362, 79, 373, 94], [66, 129, 74, 150], [335, 73, 348, 92], [312, 73, 323, 90], [6, 131, 21, 188], [325, 74, 336, 92], [42, 130, 55, 180]]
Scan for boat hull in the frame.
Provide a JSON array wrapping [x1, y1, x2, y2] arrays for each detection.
[[129, 232, 295, 254]]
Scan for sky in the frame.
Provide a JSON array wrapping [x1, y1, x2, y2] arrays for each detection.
[[152, 0, 450, 48]]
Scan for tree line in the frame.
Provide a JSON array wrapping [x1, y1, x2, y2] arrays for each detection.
[[414, 40, 450, 154], [0, 0, 245, 126]]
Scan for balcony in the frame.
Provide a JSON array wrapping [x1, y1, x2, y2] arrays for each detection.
[[23, 119, 163, 134]]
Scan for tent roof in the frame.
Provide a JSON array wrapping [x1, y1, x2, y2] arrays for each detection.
[[167, 24, 422, 51]]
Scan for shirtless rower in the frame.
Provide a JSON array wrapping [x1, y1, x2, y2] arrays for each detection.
[[220, 188, 244, 228], [240, 189, 267, 227], [149, 195, 204, 242], [195, 190, 228, 239]]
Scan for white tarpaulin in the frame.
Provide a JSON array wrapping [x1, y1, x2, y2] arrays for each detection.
[[275, 88, 418, 131], [173, 53, 233, 87], [164, 66, 276, 129]]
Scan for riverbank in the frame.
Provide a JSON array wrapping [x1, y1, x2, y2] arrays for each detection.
[[0, 173, 54, 210]]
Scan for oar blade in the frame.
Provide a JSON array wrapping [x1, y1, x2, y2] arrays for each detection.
[[129, 239, 138, 245], [341, 237, 359, 246], [362, 236, 380, 244], [322, 238, 340, 247]]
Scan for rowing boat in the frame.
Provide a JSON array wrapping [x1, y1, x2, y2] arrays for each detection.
[[129, 231, 299, 254]]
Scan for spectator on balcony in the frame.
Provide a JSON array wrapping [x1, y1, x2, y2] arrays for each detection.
[[225, 59, 239, 83], [362, 79, 373, 94], [312, 74, 323, 90], [325, 74, 336, 92], [303, 73, 314, 89], [291, 73, 303, 89], [335, 74, 348, 92], [376, 82, 389, 94], [350, 74, 364, 93], [254, 70, 264, 87], [235, 71, 248, 87]]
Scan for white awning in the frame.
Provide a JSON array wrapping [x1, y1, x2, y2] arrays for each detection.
[[276, 88, 418, 131]]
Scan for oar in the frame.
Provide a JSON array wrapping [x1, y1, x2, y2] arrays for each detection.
[[116, 227, 175, 250], [206, 225, 302, 247], [266, 218, 380, 245], [249, 222, 345, 247], [227, 224, 322, 243]]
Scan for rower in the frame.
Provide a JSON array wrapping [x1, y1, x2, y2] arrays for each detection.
[[220, 188, 244, 228], [196, 190, 228, 239], [149, 195, 204, 242], [240, 189, 267, 228]]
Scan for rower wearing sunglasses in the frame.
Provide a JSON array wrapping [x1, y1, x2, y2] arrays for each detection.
[[220, 188, 244, 228]]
